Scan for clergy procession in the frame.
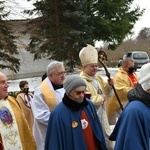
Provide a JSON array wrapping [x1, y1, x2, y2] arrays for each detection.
[[0, 44, 150, 150]]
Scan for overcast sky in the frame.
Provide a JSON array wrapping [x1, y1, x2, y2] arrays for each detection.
[[6, 0, 150, 38], [132, 0, 150, 36]]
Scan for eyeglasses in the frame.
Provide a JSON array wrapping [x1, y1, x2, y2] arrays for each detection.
[[74, 90, 85, 95], [53, 71, 66, 76], [88, 65, 98, 68]]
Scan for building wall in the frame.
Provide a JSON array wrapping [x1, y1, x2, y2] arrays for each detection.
[[3, 49, 51, 80], [2, 20, 51, 80]]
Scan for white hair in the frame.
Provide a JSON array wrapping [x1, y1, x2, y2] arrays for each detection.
[[47, 61, 64, 75]]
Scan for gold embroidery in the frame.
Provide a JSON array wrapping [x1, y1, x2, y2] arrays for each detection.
[[0, 100, 23, 149]]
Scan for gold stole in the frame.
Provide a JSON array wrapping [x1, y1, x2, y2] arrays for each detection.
[[40, 80, 57, 111]]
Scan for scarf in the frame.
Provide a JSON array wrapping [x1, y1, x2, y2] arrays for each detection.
[[62, 94, 88, 111], [127, 83, 150, 107]]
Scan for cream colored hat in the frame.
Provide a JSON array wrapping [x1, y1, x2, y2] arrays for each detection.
[[79, 44, 98, 66], [138, 63, 150, 91]]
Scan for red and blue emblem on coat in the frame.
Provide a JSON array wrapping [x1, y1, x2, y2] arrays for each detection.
[[0, 107, 13, 125]]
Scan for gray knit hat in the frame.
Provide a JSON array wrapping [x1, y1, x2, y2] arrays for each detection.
[[64, 75, 86, 95]]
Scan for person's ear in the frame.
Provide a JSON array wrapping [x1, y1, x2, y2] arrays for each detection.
[[146, 89, 150, 94]]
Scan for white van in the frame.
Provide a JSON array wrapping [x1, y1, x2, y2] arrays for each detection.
[[123, 51, 149, 68]]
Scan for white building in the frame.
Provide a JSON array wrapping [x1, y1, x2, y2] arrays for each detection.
[[2, 20, 51, 80]]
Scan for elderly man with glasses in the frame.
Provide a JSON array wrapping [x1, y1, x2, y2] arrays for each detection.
[[31, 61, 66, 150], [45, 75, 107, 150], [79, 44, 114, 150]]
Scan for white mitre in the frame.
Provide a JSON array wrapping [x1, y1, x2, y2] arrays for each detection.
[[79, 44, 98, 66]]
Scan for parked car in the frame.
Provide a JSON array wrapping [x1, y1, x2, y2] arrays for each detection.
[[123, 51, 149, 68]]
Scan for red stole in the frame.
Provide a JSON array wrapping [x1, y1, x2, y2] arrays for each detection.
[[128, 74, 138, 87], [0, 135, 4, 150], [81, 110, 99, 150]]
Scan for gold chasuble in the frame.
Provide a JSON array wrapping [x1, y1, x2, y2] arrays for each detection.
[[40, 80, 57, 111], [0, 96, 36, 150]]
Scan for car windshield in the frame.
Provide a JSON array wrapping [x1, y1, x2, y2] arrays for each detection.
[[133, 53, 148, 59]]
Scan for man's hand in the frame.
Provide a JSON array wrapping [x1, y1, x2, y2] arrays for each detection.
[[108, 78, 114, 86]]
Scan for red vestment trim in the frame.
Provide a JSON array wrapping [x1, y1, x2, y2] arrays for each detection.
[[128, 74, 138, 87], [81, 110, 99, 150]]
